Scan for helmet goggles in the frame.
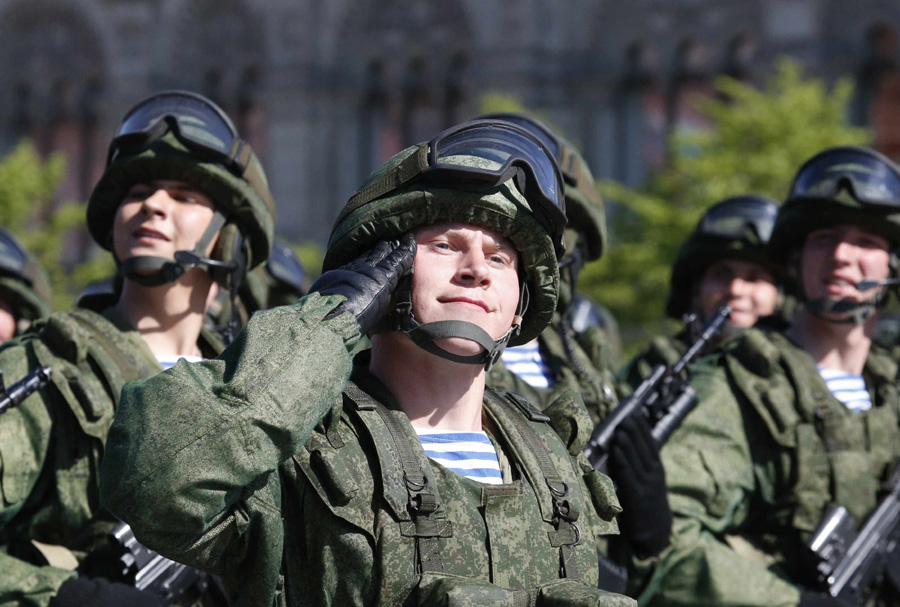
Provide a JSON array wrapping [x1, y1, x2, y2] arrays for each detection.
[[697, 196, 778, 243], [790, 148, 900, 208], [107, 90, 251, 177], [347, 119, 567, 255]]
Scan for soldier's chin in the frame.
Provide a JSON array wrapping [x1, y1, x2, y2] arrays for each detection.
[[432, 336, 487, 359]]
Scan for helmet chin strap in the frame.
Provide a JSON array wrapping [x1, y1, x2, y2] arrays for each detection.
[[117, 210, 232, 287], [374, 275, 530, 371]]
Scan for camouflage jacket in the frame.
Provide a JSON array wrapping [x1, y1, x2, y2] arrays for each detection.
[[488, 311, 620, 425], [636, 328, 900, 607], [100, 293, 636, 607], [0, 306, 221, 607]]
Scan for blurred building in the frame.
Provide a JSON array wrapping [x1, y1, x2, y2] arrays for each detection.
[[3, 0, 900, 246]]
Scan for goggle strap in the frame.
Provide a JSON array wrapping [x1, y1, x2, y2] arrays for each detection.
[[345, 146, 429, 214]]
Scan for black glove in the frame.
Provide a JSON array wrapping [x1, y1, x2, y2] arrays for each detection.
[[309, 235, 417, 334], [50, 577, 161, 607], [608, 413, 673, 558], [798, 590, 853, 607]]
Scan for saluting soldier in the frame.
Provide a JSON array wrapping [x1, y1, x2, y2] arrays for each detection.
[[100, 119, 636, 607]]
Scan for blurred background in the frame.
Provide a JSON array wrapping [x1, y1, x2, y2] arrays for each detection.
[[2, 0, 900, 354]]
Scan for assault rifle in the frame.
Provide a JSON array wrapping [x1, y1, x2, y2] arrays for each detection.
[[807, 463, 900, 604], [583, 305, 731, 472], [109, 522, 214, 605], [0, 366, 52, 415]]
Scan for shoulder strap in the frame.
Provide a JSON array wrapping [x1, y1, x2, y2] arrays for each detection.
[[343, 381, 450, 574], [487, 389, 582, 580]]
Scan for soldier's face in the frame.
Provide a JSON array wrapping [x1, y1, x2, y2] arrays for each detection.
[[800, 224, 891, 308], [0, 299, 15, 344], [411, 222, 520, 357], [697, 259, 779, 328], [112, 180, 218, 276]]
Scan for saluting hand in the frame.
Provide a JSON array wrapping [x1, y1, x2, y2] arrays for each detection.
[[310, 234, 417, 335]]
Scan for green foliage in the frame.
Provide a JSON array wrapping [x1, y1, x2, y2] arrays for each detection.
[[580, 58, 872, 353], [0, 140, 115, 311]]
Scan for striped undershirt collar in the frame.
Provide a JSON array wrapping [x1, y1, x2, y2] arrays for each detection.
[[413, 428, 503, 485]]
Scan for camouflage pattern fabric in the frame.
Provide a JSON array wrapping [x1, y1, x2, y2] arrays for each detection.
[[615, 333, 687, 399], [633, 328, 900, 607], [0, 305, 222, 606], [488, 310, 619, 425], [100, 293, 636, 607]]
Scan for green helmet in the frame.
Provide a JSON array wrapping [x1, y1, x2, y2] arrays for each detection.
[[479, 113, 607, 260], [324, 122, 563, 351], [769, 146, 900, 323], [667, 195, 780, 319], [87, 91, 275, 287], [0, 228, 52, 324]]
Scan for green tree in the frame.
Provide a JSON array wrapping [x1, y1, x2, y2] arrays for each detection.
[[0, 140, 115, 310], [582, 59, 871, 353]]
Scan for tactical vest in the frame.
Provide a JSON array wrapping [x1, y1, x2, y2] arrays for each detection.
[[286, 379, 632, 607], [0, 307, 219, 570], [721, 329, 900, 577]]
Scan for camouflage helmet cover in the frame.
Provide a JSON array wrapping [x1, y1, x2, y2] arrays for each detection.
[[324, 144, 560, 345], [768, 146, 900, 266], [666, 195, 780, 319], [87, 121, 276, 271]]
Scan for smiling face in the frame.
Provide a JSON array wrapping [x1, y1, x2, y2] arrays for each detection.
[[697, 258, 779, 328], [111, 180, 218, 275], [411, 222, 521, 357], [799, 224, 891, 317]]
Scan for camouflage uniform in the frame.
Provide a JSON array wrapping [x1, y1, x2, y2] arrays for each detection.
[[639, 148, 900, 606], [0, 305, 222, 606], [481, 114, 620, 424], [0, 92, 274, 606], [101, 131, 637, 607], [635, 328, 900, 606], [101, 293, 632, 607], [488, 308, 619, 424]]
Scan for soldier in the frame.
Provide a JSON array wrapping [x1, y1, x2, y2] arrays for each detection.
[[0, 91, 274, 606], [100, 119, 635, 607], [478, 114, 672, 570], [480, 113, 619, 423], [637, 146, 900, 607], [0, 227, 52, 343], [617, 195, 782, 394]]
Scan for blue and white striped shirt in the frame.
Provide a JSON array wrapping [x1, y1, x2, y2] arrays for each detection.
[[414, 428, 504, 485], [818, 367, 872, 412], [502, 341, 554, 389], [156, 354, 204, 370]]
